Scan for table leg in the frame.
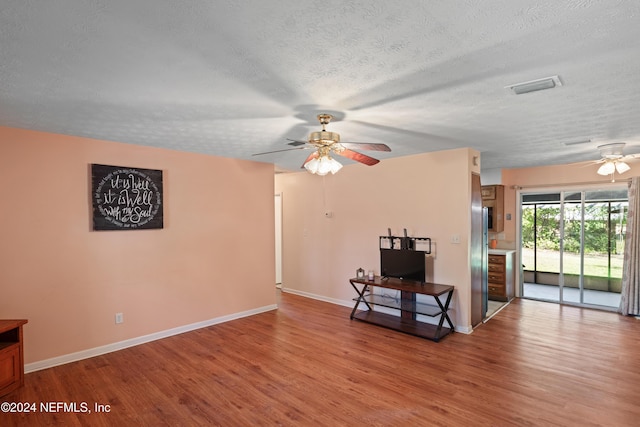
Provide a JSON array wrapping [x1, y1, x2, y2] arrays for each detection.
[[349, 280, 372, 319], [434, 290, 455, 334]]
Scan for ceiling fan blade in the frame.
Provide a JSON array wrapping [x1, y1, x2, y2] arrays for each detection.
[[339, 142, 391, 152], [336, 148, 380, 166], [286, 139, 308, 147], [301, 151, 320, 168], [252, 146, 311, 156]]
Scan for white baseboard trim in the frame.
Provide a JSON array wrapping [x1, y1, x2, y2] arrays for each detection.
[[25, 304, 278, 374], [455, 325, 473, 334], [281, 287, 353, 308]]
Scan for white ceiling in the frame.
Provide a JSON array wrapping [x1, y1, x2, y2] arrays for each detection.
[[2, 1, 640, 172]]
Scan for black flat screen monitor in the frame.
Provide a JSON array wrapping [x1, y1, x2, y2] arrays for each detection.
[[380, 249, 426, 282]]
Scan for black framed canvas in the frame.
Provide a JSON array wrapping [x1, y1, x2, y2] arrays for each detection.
[[91, 164, 163, 230]]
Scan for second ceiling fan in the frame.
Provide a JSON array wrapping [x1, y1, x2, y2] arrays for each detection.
[[594, 142, 640, 181], [254, 114, 391, 175]]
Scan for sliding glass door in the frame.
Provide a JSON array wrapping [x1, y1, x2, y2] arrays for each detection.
[[521, 187, 627, 310], [522, 196, 562, 302]]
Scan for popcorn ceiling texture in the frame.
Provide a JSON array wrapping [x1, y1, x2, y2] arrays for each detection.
[[1, 0, 640, 171]]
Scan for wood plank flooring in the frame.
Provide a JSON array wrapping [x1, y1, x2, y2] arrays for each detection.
[[2, 292, 639, 426]]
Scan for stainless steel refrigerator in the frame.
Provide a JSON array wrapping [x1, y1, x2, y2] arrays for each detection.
[[471, 173, 488, 327]]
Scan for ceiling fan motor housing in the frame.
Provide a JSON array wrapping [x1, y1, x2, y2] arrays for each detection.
[[598, 142, 625, 159], [309, 131, 340, 146]]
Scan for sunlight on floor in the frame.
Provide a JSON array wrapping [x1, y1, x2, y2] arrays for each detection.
[[523, 282, 620, 308]]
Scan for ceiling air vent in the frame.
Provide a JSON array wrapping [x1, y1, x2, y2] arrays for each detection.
[[506, 75, 562, 95]]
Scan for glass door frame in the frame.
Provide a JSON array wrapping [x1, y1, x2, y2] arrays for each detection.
[[516, 183, 627, 312]]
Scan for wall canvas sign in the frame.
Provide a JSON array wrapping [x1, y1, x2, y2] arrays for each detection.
[[91, 164, 163, 230]]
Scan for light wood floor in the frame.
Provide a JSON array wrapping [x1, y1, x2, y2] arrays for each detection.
[[2, 292, 640, 426]]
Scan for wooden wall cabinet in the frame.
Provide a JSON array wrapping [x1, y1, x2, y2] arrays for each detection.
[[488, 252, 514, 302], [482, 185, 504, 233], [0, 320, 28, 398]]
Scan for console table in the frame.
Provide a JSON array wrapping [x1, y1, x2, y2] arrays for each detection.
[[0, 319, 28, 397], [349, 277, 454, 342]]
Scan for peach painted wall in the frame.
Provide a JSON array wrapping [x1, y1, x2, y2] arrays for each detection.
[[0, 126, 276, 364], [275, 148, 480, 332], [500, 162, 638, 247]]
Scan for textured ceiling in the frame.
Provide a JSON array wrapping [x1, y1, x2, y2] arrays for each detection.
[[2, 1, 640, 172]]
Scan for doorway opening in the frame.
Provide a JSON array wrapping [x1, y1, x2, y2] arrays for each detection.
[[520, 186, 628, 310]]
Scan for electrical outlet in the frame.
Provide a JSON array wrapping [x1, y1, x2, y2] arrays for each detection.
[[115, 313, 124, 324], [451, 234, 461, 244]]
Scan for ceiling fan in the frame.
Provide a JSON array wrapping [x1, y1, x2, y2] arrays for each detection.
[[253, 114, 391, 175], [594, 142, 639, 181]]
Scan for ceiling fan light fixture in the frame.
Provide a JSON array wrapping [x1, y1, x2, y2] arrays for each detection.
[[317, 156, 342, 175], [616, 161, 631, 174], [597, 161, 616, 176], [506, 75, 562, 95], [304, 155, 342, 176], [304, 157, 320, 173]]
